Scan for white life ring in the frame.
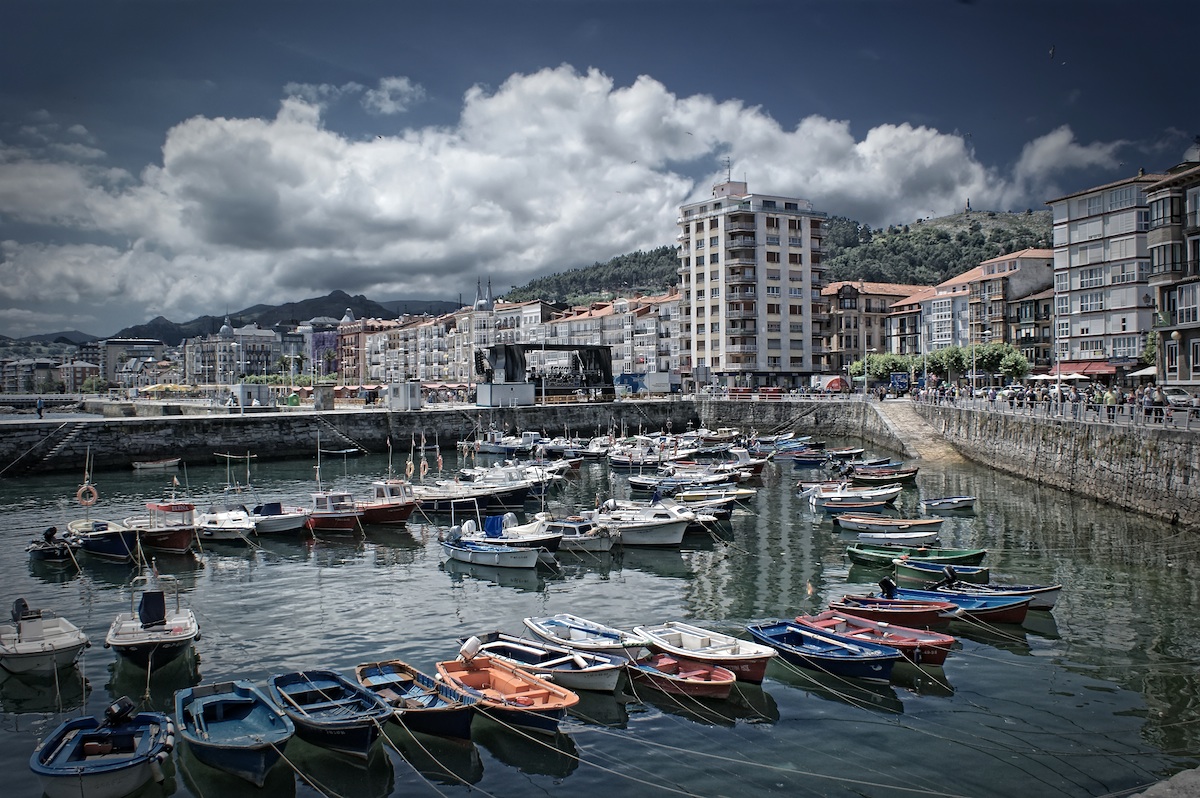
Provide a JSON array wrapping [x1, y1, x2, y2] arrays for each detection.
[[77, 484, 99, 507], [405, 460, 415, 478]]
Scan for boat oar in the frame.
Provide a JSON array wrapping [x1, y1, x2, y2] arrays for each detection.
[[544, 619, 624, 640]]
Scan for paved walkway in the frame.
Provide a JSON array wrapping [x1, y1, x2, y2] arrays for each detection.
[[871, 399, 967, 464]]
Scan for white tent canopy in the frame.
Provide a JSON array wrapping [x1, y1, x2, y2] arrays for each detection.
[[1128, 365, 1158, 377]]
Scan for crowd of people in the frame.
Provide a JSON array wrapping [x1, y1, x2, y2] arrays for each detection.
[[915, 380, 1198, 423]]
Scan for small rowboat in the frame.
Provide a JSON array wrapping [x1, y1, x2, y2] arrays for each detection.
[[893, 558, 991, 584], [30, 696, 174, 798], [746, 619, 903, 683], [523, 613, 651, 659], [465, 630, 627, 693], [856, 530, 940, 546], [354, 659, 477, 740], [850, 467, 918, 484], [828, 594, 957, 629], [632, 620, 777, 684], [794, 611, 956, 667], [175, 680, 294, 787], [436, 642, 579, 735], [266, 669, 393, 759], [918, 579, 1063, 611], [919, 496, 976, 512], [878, 581, 1032, 625], [833, 513, 944, 533], [628, 652, 736, 699], [1, 598, 90, 674], [845, 543, 987, 568], [131, 457, 181, 471]]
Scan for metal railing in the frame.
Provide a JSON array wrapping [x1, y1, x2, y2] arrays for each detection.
[[914, 392, 1200, 431]]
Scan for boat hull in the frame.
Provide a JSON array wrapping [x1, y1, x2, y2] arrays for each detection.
[[30, 711, 174, 798], [358, 502, 417, 526], [175, 680, 294, 788], [66, 520, 139, 562], [441, 540, 539, 568], [795, 612, 955, 667], [435, 655, 577, 735], [629, 654, 735, 699], [355, 660, 476, 740], [746, 621, 901, 683], [266, 670, 392, 759]]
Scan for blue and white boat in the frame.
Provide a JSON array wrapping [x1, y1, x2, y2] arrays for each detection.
[[439, 534, 540, 569], [354, 659, 477, 740], [266, 669, 392, 759], [175, 680, 294, 787], [65, 518, 139, 562], [746, 619, 903, 683], [30, 696, 174, 798]]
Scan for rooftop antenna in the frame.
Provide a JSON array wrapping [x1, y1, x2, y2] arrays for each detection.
[[723, 156, 732, 182]]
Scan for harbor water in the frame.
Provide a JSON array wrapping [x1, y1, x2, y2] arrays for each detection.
[[2, 444, 1199, 797]]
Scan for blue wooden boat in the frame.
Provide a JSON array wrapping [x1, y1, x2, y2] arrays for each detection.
[[892, 558, 991, 584], [266, 669, 393, 759], [354, 659, 477, 740], [65, 518, 139, 562], [745, 620, 902, 683], [878, 580, 1032, 625], [30, 696, 174, 798], [175, 680, 294, 787]]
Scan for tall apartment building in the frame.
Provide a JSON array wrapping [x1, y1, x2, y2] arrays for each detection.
[[822, 280, 931, 371], [1144, 143, 1200, 388], [968, 249, 1053, 346], [677, 180, 828, 389], [1048, 170, 1164, 380]]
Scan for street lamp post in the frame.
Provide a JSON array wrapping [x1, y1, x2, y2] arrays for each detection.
[[863, 348, 877, 400]]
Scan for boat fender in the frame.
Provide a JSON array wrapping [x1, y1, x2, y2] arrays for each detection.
[[502, 512, 518, 528], [76, 484, 99, 507]]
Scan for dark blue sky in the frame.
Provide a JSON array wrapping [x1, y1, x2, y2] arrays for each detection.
[[0, 0, 1192, 337]]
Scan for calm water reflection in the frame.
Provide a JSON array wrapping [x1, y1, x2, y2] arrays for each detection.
[[2, 443, 1198, 796]]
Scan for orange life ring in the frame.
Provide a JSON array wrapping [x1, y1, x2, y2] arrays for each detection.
[[77, 484, 99, 507]]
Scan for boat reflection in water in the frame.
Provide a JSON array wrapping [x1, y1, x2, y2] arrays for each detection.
[[471, 716, 579, 778], [0, 665, 90, 714], [27, 558, 80, 585], [442, 558, 544, 592], [951, 622, 1032, 657], [628, 680, 779, 728], [767, 661, 904, 716], [383, 724, 483, 787], [616, 547, 690, 580], [891, 662, 955, 698], [106, 649, 201, 713], [570, 686, 632, 729], [177, 740, 297, 798], [285, 736, 394, 798]]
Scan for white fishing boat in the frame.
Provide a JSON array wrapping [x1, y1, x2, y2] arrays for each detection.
[[104, 575, 200, 671], [855, 529, 940, 546], [439, 531, 539, 569], [456, 513, 562, 561], [195, 501, 257, 543], [832, 513, 945, 534], [131, 457, 182, 471], [249, 501, 311, 535], [582, 499, 692, 547], [632, 619, 778, 684], [523, 613, 650, 659], [465, 630, 627, 692], [545, 515, 615, 553], [0, 599, 90, 674], [919, 495, 977, 512]]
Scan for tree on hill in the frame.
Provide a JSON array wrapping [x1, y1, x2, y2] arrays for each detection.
[[504, 247, 679, 304]]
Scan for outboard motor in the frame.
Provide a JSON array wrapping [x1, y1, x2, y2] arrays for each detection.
[[11, 597, 30, 625], [878, 577, 897, 599], [43, 526, 58, 543], [939, 565, 959, 586], [103, 696, 137, 727]]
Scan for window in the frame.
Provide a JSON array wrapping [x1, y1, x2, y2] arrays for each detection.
[[1057, 319, 1070, 340], [766, 216, 779, 228], [766, 269, 781, 280], [767, 356, 781, 368], [766, 303, 781, 314], [709, 219, 718, 229], [710, 270, 719, 281], [766, 286, 780, 296], [1179, 283, 1198, 324], [1080, 267, 1104, 289], [788, 304, 804, 315], [1080, 339, 1105, 354], [710, 287, 720, 297], [1193, 341, 1200, 380], [709, 236, 719, 247], [1087, 195, 1103, 216], [1055, 272, 1069, 292], [1056, 295, 1070, 316], [789, 286, 804, 296], [789, 322, 804, 333], [762, 200, 776, 209], [1109, 186, 1135, 210], [767, 339, 781, 349], [789, 339, 805, 350], [766, 251, 780, 263], [785, 202, 798, 210], [789, 253, 803, 265], [710, 322, 720, 333], [1113, 262, 1142, 284], [766, 235, 780, 245], [1150, 196, 1183, 228], [767, 322, 781, 332], [1112, 335, 1140, 358], [1080, 292, 1104, 312], [1076, 242, 1103, 265]]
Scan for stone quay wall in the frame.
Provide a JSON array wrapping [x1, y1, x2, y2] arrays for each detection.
[[914, 403, 1200, 528], [0, 401, 702, 476], [694, 397, 907, 454]]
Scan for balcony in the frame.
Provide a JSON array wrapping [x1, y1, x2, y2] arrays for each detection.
[[725, 344, 758, 353], [725, 308, 757, 320], [1187, 209, 1200, 233], [726, 269, 756, 284], [726, 256, 756, 267], [728, 236, 757, 248], [726, 222, 755, 232]]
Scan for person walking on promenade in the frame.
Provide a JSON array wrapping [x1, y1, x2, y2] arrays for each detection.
[[1104, 386, 1116, 422], [36, 397, 44, 418]]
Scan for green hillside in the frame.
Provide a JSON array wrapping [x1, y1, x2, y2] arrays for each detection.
[[504, 247, 680, 304]]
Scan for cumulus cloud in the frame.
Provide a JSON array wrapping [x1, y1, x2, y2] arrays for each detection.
[[362, 77, 424, 115], [0, 66, 1126, 337]]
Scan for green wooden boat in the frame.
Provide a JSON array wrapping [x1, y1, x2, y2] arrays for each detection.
[[845, 542, 987, 568]]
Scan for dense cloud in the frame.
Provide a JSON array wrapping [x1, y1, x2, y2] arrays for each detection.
[[0, 66, 1128, 336]]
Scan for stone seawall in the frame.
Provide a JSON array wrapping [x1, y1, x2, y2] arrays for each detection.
[[914, 403, 1200, 528], [0, 401, 701, 476], [694, 398, 909, 455]]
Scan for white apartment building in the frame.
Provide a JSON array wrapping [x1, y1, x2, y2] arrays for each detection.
[[925, 268, 976, 352], [677, 179, 829, 389], [1048, 171, 1164, 380]]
